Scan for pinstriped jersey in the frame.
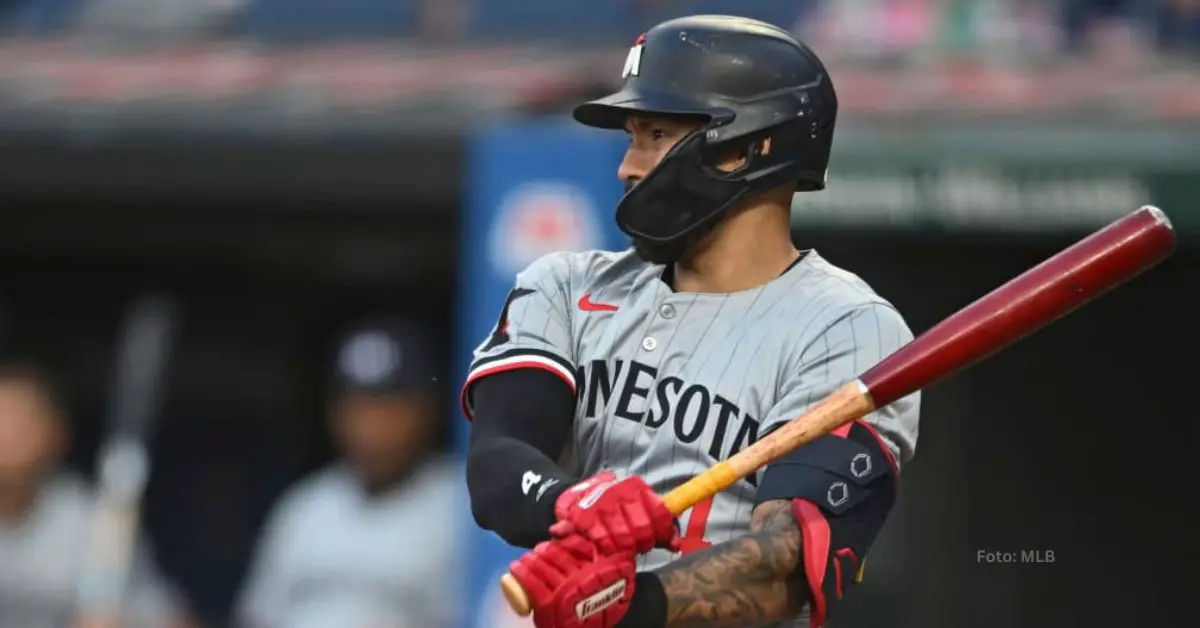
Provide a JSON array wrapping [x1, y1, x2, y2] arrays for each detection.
[[462, 248, 920, 609]]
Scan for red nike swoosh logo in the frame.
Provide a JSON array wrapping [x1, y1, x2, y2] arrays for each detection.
[[578, 293, 618, 312]]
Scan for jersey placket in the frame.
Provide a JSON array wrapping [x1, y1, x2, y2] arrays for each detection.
[[616, 292, 702, 477], [593, 284, 694, 476]]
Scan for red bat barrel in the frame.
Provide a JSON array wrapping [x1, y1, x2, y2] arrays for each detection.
[[861, 205, 1176, 408]]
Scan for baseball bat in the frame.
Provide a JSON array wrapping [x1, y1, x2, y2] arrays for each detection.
[[501, 205, 1176, 616], [76, 294, 178, 625]]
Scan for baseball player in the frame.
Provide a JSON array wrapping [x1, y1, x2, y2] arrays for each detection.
[[463, 15, 921, 628], [235, 318, 460, 628]]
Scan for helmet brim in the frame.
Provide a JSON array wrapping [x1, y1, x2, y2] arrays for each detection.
[[573, 86, 718, 129]]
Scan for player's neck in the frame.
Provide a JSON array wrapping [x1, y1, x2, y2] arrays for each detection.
[[673, 204, 798, 294]]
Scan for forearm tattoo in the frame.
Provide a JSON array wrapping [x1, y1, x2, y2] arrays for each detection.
[[654, 499, 808, 627]]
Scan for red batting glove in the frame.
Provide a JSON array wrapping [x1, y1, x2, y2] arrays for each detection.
[[554, 471, 618, 521], [554, 472, 680, 555], [509, 535, 638, 628]]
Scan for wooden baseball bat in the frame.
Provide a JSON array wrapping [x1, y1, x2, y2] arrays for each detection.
[[77, 294, 177, 625], [501, 205, 1176, 616]]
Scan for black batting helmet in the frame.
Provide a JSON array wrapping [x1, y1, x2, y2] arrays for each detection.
[[574, 15, 838, 263]]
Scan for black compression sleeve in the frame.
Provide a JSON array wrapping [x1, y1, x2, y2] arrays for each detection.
[[467, 367, 578, 548]]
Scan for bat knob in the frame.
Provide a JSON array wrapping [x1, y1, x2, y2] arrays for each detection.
[[500, 573, 533, 617]]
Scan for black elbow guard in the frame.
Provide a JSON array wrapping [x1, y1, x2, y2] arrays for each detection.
[[757, 420, 900, 628]]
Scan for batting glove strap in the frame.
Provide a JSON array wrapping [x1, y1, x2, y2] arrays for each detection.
[[555, 471, 619, 521]]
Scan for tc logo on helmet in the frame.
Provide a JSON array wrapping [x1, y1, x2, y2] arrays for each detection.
[[622, 34, 645, 78]]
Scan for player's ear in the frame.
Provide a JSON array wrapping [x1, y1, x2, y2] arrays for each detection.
[[711, 135, 774, 173], [712, 142, 750, 173]]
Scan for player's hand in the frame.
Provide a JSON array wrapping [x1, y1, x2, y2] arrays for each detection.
[[510, 534, 637, 628], [554, 472, 680, 555]]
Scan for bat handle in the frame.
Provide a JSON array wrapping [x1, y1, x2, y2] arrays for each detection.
[[500, 461, 740, 616], [661, 461, 737, 516]]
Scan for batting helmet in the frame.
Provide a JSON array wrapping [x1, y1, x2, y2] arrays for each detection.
[[574, 15, 838, 263]]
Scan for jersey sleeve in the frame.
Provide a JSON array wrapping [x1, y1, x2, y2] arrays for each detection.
[[762, 303, 920, 469], [460, 252, 578, 420]]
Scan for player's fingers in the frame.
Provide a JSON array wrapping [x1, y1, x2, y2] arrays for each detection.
[[524, 545, 570, 588], [646, 499, 678, 543], [510, 557, 553, 601], [555, 532, 597, 562], [621, 500, 655, 553], [538, 542, 582, 578], [602, 509, 634, 554], [549, 520, 575, 538], [586, 517, 618, 555]]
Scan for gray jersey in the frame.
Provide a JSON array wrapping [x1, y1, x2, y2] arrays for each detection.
[[0, 473, 179, 628], [235, 458, 462, 628], [464, 249, 920, 622]]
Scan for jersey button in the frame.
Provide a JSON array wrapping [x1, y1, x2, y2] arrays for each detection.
[[659, 304, 675, 319], [641, 336, 657, 351]]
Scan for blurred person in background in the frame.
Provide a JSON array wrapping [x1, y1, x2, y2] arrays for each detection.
[[0, 355, 193, 628], [234, 317, 460, 628]]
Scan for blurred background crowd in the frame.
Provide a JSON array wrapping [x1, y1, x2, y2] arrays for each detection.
[[0, 1, 1194, 628], [1, 0, 1199, 55]]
